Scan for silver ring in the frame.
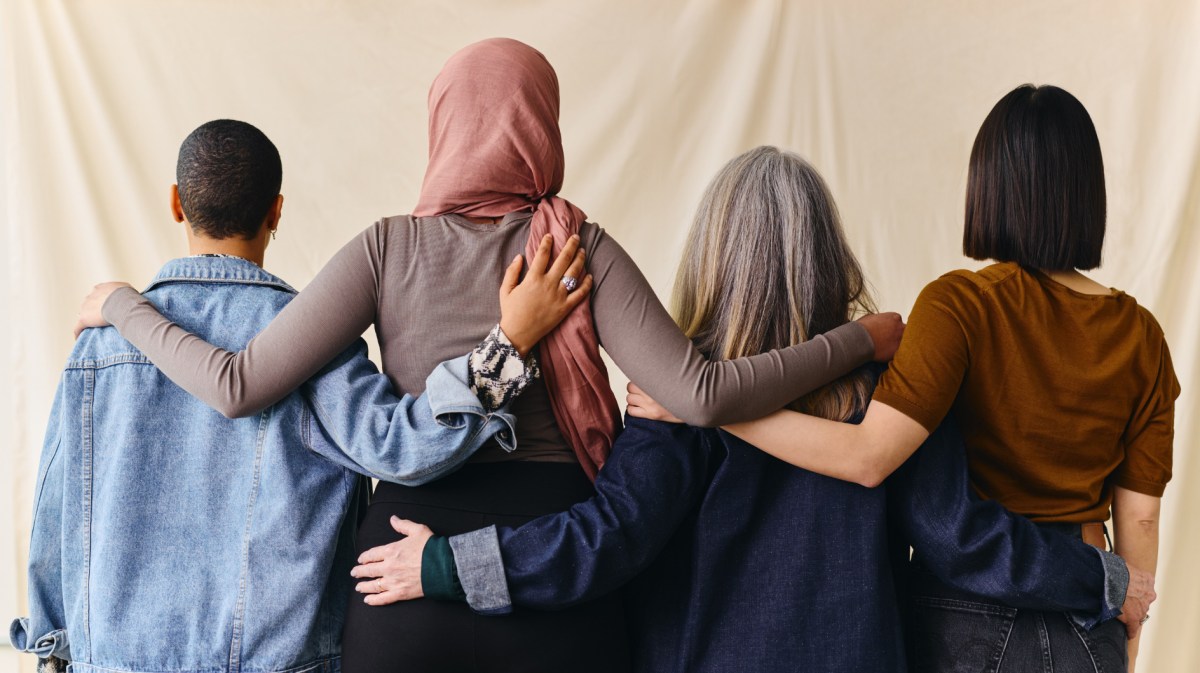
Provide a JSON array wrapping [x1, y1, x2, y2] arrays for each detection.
[[560, 275, 579, 292]]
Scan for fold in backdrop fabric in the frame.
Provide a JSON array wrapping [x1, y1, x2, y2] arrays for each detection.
[[2, 2, 1198, 671]]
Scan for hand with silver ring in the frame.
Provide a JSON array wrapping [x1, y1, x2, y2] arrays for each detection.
[[497, 233, 593, 356]]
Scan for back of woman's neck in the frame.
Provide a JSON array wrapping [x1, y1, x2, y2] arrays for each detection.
[[1041, 268, 1111, 296]]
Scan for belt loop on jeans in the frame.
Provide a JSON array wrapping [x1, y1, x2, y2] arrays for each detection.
[[1080, 522, 1107, 551]]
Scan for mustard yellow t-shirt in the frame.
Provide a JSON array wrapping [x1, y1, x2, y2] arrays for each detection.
[[874, 262, 1179, 523]]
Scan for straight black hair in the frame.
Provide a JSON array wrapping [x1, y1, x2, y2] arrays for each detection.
[[176, 119, 282, 240], [963, 85, 1106, 270]]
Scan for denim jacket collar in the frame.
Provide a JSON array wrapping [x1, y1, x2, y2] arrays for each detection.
[[146, 256, 296, 294]]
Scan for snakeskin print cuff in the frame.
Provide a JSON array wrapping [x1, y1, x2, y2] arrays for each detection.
[[468, 324, 540, 411]]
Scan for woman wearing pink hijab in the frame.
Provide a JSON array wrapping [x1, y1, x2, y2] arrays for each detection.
[[83, 38, 903, 671]]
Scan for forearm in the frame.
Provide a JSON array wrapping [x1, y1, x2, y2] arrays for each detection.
[[891, 417, 1119, 625], [724, 401, 927, 487], [588, 229, 874, 427], [467, 324, 540, 411], [1113, 488, 1160, 669], [434, 419, 709, 613], [304, 327, 537, 483], [16, 384, 71, 660], [302, 347, 515, 484], [1113, 493, 1160, 577]]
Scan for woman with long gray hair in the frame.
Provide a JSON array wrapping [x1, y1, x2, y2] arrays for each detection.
[[352, 146, 1118, 672]]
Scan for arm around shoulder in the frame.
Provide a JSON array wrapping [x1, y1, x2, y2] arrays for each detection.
[[453, 419, 716, 612], [301, 343, 517, 485], [99, 225, 386, 417], [584, 228, 879, 427]]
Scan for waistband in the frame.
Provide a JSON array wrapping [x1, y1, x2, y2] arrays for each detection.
[[370, 461, 594, 516], [1035, 521, 1110, 552]]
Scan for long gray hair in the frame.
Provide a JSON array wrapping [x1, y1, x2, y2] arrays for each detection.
[[672, 146, 876, 421]]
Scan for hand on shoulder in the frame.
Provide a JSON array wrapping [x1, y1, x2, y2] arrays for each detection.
[[74, 281, 134, 338], [856, 312, 906, 362], [497, 234, 593, 356]]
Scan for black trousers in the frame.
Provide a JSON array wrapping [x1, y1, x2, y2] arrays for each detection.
[[340, 462, 632, 673]]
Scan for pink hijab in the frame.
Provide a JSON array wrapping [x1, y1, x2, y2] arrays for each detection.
[[413, 38, 620, 480]]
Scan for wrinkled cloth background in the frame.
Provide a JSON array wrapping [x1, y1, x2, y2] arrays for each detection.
[[1, 1, 1196, 671]]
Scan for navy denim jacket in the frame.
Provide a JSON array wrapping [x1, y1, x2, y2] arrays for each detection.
[[10, 257, 517, 673], [441, 415, 1127, 673]]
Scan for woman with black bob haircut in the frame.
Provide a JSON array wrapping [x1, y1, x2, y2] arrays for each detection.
[[636, 84, 1179, 672]]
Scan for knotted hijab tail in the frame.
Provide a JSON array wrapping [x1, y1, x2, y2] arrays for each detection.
[[525, 199, 621, 479]]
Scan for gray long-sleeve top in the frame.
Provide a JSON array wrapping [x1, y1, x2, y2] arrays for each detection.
[[102, 211, 875, 464]]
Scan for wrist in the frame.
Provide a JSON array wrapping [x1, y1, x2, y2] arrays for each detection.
[[1096, 549, 1130, 623], [846, 320, 878, 362], [100, 285, 141, 324], [497, 319, 533, 357], [468, 324, 541, 412]]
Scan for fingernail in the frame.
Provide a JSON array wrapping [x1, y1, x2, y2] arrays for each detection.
[[391, 516, 401, 524]]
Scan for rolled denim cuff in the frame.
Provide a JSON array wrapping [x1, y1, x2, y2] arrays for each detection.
[[427, 356, 490, 427], [468, 324, 540, 411], [487, 413, 519, 453], [1098, 550, 1129, 622], [448, 526, 513, 615], [428, 356, 520, 454], [1068, 549, 1129, 630], [9, 618, 70, 659], [421, 536, 467, 601]]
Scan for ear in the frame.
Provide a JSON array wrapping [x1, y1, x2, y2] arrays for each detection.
[[170, 185, 186, 223], [264, 194, 284, 234]]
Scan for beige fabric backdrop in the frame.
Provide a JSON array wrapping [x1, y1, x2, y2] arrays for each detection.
[[2, 1, 1196, 671]]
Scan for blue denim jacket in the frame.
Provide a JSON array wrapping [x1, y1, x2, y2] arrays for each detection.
[[443, 414, 1128, 673], [9, 256, 516, 673]]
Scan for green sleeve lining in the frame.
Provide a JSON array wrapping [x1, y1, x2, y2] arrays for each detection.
[[420, 535, 467, 602]]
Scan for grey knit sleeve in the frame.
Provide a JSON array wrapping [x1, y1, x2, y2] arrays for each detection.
[[101, 224, 387, 417], [584, 225, 875, 427]]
